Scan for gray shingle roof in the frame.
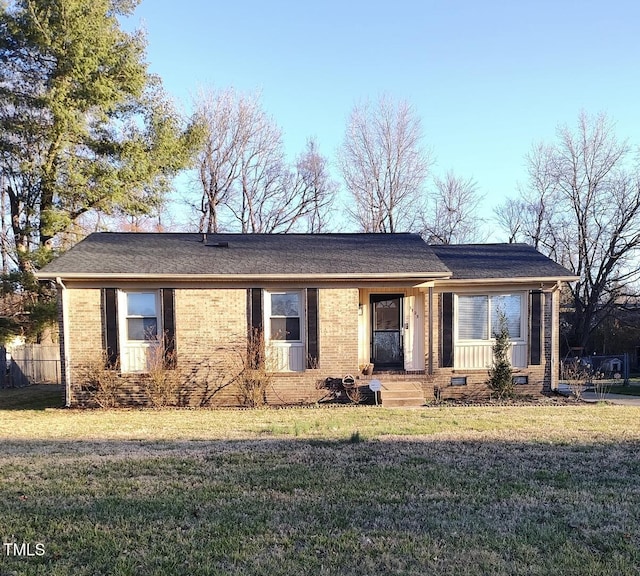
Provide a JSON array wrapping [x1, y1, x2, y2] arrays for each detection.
[[38, 232, 451, 278], [37, 233, 576, 282], [430, 243, 576, 280]]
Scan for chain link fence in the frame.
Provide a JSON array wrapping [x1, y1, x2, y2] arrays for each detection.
[[0, 344, 61, 388]]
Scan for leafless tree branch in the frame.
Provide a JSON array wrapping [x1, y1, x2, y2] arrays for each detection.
[[495, 111, 640, 349], [338, 95, 431, 232], [422, 171, 487, 244], [191, 89, 336, 233]]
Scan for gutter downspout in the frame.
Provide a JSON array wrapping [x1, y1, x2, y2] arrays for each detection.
[[428, 287, 434, 375], [549, 281, 561, 392], [55, 277, 71, 407]]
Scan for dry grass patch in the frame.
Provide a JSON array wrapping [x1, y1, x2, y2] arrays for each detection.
[[1, 401, 640, 575], [1, 404, 639, 444]]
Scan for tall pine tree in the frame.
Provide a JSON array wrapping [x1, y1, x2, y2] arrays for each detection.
[[0, 0, 202, 340], [0, 0, 201, 270]]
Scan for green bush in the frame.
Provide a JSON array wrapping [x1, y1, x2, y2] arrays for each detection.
[[487, 312, 514, 399]]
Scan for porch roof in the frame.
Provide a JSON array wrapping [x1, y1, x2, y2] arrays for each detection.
[[36, 232, 452, 281]]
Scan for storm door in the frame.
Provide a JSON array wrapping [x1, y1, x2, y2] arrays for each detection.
[[370, 294, 404, 368]]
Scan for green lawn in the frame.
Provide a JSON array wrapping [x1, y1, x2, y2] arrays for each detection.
[[0, 384, 65, 410], [1, 387, 639, 575], [603, 384, 640, 397]]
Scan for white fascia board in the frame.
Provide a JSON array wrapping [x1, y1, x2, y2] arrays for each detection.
[[433, 276, 579, 290], [35, 271, 453, 283]]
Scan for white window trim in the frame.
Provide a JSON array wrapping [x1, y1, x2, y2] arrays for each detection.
[[264, 289, 305, 345], [452, 291, 528, 370], [264, 289, 305, 372], [454, 291, 527, 344], [117, 290, 162, 373]]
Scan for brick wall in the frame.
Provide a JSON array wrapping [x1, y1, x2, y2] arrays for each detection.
[[264, 287, 361, 405], [175, 289, 247, 355], [65, 286, 362, 407], [544, 289, 557, 390], [318, 288, 359, 374], [172, 288, 247, 406], [66, 288, 104, 406], [67, 289, 103, 362], [191, 286, 362, 406], [64, 285, 560, 407]]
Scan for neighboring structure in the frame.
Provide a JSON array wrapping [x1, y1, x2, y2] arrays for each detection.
[[35, 233, 577, 407]]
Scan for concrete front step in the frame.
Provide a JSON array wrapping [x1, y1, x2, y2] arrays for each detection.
[[378, 381, 426, 408], [380, 382, 423, 393]]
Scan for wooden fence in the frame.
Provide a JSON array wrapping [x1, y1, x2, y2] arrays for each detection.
[[0, 344, 61, 387]]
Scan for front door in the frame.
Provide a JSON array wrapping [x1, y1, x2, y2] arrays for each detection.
[[371, 294, 404, 368]]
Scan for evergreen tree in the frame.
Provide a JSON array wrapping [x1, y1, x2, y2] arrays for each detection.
[[0, 0, 202, 340], [0, 0, 202, 270], [487, 311, 514, 399]]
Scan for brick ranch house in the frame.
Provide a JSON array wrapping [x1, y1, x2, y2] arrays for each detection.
[[36, 232, 577, 407]]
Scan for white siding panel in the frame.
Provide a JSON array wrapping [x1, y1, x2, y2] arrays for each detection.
[[267, 343, 305, 372], [122, 344, 153, 373], [404, 294, 425, 371], [455, 342, 527, 369]]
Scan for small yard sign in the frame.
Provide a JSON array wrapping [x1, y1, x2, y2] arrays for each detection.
[[368, 379, 381, 406]]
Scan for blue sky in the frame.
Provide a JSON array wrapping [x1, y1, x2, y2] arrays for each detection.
[[123, 0, 640, 235]]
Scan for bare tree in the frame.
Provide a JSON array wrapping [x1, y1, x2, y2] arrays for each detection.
[[422, 171, 487, 244], [192, 88, 255, 233], [493, 197, 523, 244], [338, 95, 431, 232], [496, 112, 640, 349], [230, 99, 285, 232], [495, 144, 560, 248], [192, 89, 335, 233], [291, 138, 338, 232]]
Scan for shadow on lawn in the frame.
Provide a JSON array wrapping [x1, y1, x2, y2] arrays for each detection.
[[0, 384, 65, 410], [1, 436, 639, 576]]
